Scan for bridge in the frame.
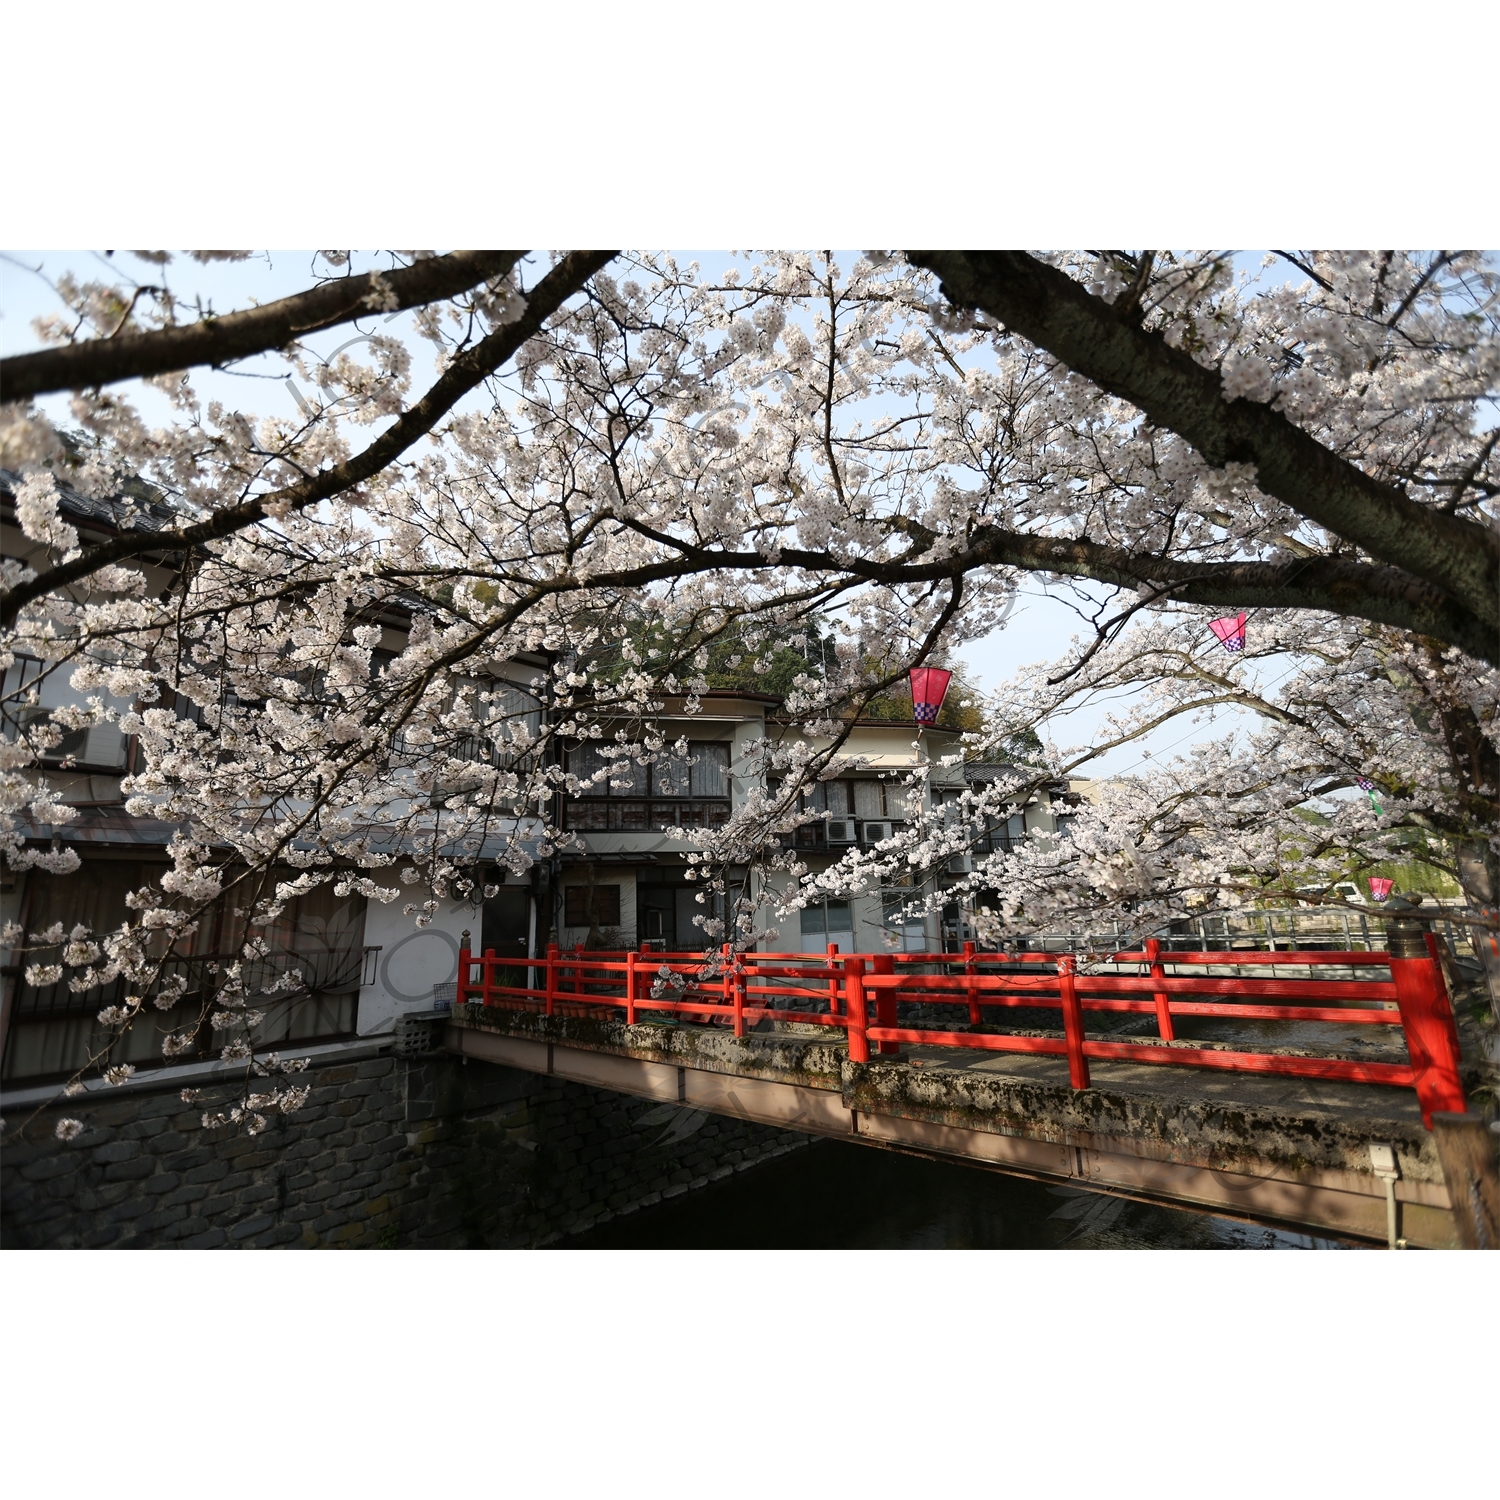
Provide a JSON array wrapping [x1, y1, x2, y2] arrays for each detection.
[[438, 918, 1498, 1249]]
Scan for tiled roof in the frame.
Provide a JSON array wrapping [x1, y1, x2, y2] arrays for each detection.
[[0, 465, 186, 535]]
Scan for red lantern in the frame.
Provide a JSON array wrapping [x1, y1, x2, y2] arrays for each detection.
[[909, 667, 953, 726], [1209, 613, 1247, 652], [1369, 877, 1394, 903]]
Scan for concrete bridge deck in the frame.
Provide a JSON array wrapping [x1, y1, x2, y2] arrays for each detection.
[[445, 1006, 1464, 1247]]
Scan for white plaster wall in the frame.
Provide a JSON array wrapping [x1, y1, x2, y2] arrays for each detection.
[[1024, 791, 1057, 836], [356, 863, 483, 1033]]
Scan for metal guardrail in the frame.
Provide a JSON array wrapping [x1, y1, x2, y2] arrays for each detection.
[[1001, 909, 1480, 964]]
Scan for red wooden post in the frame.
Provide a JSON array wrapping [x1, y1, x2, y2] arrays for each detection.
[[457, 931, 471, 1009], [625, 948, 638, 1025], [826, 942, 842, 1016], [873, 952, 898, 1055], [1388, 924, 1466, 1127], [1059, 954, 1090, 1090], [545, 941, 559, 1017], [725, 944, 745, 1038], [483, 947, 497, 1007], [963, 940, 980, 1028], [1146, 937, 1175, 1041], [845, 957, 869, 1063]]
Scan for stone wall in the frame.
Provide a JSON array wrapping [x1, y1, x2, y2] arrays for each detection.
[[0, 1045, 812, 1249]]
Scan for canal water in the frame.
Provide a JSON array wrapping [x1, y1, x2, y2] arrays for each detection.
[[559, 1138, 1358, 1250]]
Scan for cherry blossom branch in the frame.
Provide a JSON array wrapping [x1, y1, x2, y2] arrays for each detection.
[[0, 251, 618, 626], [611, 516, 1497, 663], [1, 250, 525, 399], [905, 250, 1500, 637]]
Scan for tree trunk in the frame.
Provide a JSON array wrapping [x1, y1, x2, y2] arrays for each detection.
[[1456, 840, 1500, 1019]]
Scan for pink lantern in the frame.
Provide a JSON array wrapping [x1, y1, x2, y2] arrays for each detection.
[[1209, 613, 1247, 652], [1369, 877, 1394, 903], [909, 666, 953, 726]]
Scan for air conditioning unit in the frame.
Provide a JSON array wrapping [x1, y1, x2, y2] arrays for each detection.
[[825, 818, 857, 844], [947, 853, 973, 874], [860, 820, 894, 844]]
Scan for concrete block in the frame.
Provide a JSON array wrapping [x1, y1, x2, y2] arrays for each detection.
[[24, 1199, 72, 1226], [233, 1148, 281, 1170], [179, 1227, 228, 1248], [228, 1213, 276, 1240], [103, 1158, 158, 1182], [162, 1182, 211, 1209], [88, 1100, 140, 1127], [87, 1181, 136, 1209], [136, 1204, 188, 1233], [21, 1155, 80, 1183]]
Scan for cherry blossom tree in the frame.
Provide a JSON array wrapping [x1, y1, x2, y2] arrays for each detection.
[[2, 249, 1495, 1127]]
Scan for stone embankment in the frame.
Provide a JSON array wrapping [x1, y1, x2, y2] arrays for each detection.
[[1, 1044, 810, 1249]]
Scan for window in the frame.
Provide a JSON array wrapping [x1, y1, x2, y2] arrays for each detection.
[[799, 898, 852, 946], [881, 888, 929, 951], [2, 654, 128, 771], [801, 778, 909, 819], [790, 778, 911, 848], [563, 742, 731, 831], [1, 863, 366, 1085], [565, 884, 621, 927], [981, 811, 1027, 853], [414, 682, 542, 770], [568, 742, 728, 797]]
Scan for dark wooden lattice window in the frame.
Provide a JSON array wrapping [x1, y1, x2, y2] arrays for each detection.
[[565, 885, 621, 927]]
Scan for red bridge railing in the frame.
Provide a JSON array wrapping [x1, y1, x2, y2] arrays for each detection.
[[453, 935, 1466, 1128]]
